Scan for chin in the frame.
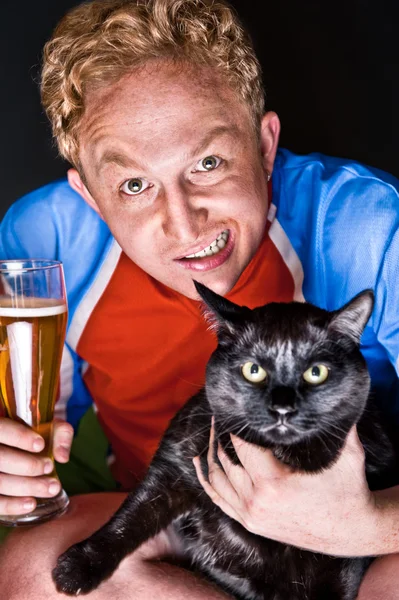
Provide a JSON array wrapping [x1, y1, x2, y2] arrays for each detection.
[[198, 270, 241, 298], [203, 280, 234, 297], [168, 264, 240, 300], [260, 427, 305, 446]]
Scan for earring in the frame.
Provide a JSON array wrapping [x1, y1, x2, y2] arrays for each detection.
[[266, 170, 271, 182]]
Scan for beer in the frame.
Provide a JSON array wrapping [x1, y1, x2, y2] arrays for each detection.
[[0, 298, 67, 443], [0, 260, 70, 525]]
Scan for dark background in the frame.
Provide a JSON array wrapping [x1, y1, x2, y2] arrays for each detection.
[[1, 0, 397, 219]]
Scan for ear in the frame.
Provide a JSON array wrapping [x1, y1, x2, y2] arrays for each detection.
[[329, 290, 374, 344], [67, 169, 104, 219], [259, 111, 281, 177], [193, 281, 251, 330]]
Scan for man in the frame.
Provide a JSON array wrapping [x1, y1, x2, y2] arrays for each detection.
[[0, 0, 398, 598]]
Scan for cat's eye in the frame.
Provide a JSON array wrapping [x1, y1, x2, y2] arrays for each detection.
[[303, 364, 329, 385], [241, 362, 267, 383]]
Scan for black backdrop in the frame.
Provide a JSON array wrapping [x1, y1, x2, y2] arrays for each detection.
[[1, 0, 398, 219]]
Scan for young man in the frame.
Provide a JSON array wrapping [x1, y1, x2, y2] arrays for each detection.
[[0, 1, 398, 598]]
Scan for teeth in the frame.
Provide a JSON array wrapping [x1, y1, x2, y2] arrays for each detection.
[[185, 230, 229, 259]]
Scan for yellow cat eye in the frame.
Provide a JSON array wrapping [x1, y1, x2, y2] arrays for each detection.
[[241, 362, 267, 383], [303, 364, 329, 385]]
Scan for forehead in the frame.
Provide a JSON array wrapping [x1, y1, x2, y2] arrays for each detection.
[[231, 305, 330, 358], [79, 60, 254, 162]]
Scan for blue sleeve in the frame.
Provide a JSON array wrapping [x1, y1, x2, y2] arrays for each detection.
[[373, 227, 399, 374], [320, 171, 399, 419], [0, 186, 59, 259], [0, 181, 98, 429], [371, 224, 399, 421], [275, 150, 399, 419]]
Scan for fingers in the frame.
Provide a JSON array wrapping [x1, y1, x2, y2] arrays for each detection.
[[0, 445, 54, 476], [344, 426, 364, 452], [53, 422, 74, 463], [193, 423, 249, 513], [0, 418, 45, 453], [193, 455, 242, 523], [230, 433, 288, 481], [0, 495, 37, 516], [193, 455, 220, 501], [0, 472, 61, 498], [206, 424, 240, 503], [0, 418, 70, 518], [216, 442, 253, 495], [207, 424, 231, 491]]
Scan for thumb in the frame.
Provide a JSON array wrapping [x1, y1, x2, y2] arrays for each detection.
[[343, 425, 364, 456], [53, 421, 74, 463]]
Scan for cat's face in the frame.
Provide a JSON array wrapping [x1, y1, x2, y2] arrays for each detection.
[[195, 283, 374, 448]]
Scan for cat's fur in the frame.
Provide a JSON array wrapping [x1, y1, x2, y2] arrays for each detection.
[[53, 283, 398, 600]]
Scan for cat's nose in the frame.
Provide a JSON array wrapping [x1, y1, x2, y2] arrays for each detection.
[[272, 406, 297, 416], [269, 386, 297, 417], [269, 405, 298, 423]]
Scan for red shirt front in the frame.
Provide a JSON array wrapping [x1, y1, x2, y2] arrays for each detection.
[[78, 211, 295, 488]]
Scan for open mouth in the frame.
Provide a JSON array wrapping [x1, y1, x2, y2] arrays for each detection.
[[174, 229, 234, 272], [182, 230, 229, 259]]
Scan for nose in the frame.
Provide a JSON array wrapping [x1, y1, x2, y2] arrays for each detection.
[[269, 386, 297, 417], [161, 182, 208, 243]]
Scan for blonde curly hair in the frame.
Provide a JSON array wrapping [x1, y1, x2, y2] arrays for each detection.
[[41, 0, 264, 168]]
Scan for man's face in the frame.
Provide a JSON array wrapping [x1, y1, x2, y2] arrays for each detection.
[[76, 62, 279, 299]]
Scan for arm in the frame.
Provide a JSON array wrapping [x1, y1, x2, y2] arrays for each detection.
[[0, 493, 232, 600], [0, 186, 77, 516], [194, 186, 399, 558], [194, 425, 399, 557], [0, 419, 73, 517]]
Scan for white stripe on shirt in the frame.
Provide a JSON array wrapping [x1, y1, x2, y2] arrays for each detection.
[[268, 213, 305, 302], [67, 239, 122, 351]]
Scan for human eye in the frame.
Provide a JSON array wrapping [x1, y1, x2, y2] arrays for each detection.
[[120, 178, 151, 196], [194, 155, 223, 172]]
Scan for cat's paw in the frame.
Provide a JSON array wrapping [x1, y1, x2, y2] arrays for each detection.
[[52, 541, 107, 595]]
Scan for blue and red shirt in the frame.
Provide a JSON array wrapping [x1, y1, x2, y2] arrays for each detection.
[[1, 148, 398, 487]]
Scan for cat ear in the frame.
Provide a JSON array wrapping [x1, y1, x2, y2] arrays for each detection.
[[193, 280, 250, 331], [328, 290, 374, 343]]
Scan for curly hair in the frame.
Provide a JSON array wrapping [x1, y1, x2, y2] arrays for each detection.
[[41, 0, 264, 167]]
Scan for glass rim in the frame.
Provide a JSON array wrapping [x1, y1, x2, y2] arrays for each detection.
[[0, 259, 63, 273]]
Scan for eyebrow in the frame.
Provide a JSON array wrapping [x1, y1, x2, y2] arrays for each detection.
[[189, 125, 240, 159], [95, 150, 141, 176], [95, 125, 240, 175]]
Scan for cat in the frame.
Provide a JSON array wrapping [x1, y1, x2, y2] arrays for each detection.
[[53, 282, 398, 600]]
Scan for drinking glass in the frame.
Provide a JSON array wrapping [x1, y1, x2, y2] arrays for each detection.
[[0, 260, 69, 526]]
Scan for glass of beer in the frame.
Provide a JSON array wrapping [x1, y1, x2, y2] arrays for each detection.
[[0, 259, 69, 526]]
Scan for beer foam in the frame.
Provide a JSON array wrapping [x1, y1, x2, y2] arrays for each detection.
[[0, 301, 67, 318]]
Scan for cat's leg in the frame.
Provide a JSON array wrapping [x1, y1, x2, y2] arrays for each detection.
[[53, 466, 196, 596]]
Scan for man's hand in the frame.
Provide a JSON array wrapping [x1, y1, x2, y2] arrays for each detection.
[[194, 424, 384, 557], [0, 418, 73, 516]]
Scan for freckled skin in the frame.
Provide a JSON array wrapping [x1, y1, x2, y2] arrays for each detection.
[[72, 60, 278, 300], [53, 291, 398, 600]]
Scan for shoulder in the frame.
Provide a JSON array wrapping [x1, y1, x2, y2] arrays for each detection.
[[1, 179, 105, 243], [273, 149, 399, 308], [1, 178, 111, 255], [0, 178, 114, 307], [275, 148, 399, 216]]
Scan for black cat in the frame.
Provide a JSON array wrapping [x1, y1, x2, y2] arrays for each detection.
[[53, 283, 398, 600]]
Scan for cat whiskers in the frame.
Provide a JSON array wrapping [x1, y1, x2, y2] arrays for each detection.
[[209, 419, 251, 448], [177, 409, 213, 423], [312, 431, 335, 457], [173, 423, 214, 448], [318, 419, 350, 442]]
